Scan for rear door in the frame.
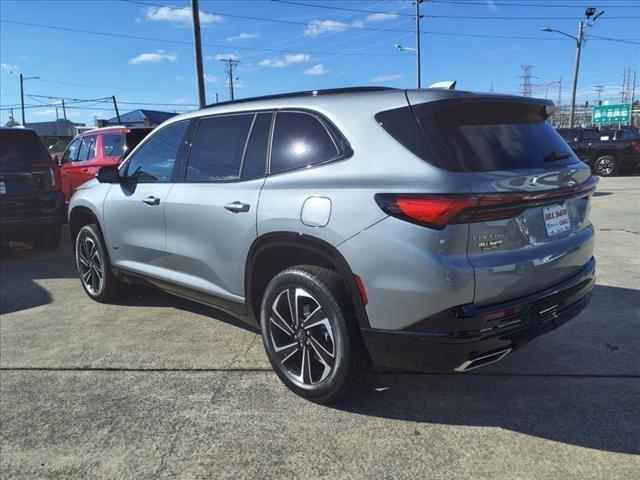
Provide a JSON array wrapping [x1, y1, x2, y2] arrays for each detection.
[[407, 94, 595, 305], [60, 137, 81, 201], [64, 135, 97, 198], [164, 112, 269, 300], [0, 129, 58, 220]]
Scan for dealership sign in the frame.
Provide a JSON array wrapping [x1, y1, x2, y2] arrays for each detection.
[[592, 104, 631, 124]]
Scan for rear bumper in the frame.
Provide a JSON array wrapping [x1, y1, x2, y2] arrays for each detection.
[[0, 192, 65, 242], [361, 257, 595, 372]]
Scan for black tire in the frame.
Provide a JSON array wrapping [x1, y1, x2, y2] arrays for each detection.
[[260, 265, 365, 403], [75, 224, 123, 302], [33, 228, 61, 250], [593, 155, 618, 177]]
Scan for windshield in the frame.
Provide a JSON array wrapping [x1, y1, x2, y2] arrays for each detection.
[[0, 130, 50, 170]]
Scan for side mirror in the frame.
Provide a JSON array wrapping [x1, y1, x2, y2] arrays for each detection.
[[97, 165, 120, 183]]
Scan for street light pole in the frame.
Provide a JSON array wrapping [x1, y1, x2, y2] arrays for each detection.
[[11, 71, 39, 126], [569, 21, 584, 128]]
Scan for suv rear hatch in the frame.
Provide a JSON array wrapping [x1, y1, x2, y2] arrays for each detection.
[[0, 128, 59, 220], [381, 91, 596, 305]]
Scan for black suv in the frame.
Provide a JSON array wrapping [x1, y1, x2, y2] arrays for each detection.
[[0, 128, 65, 249], [557, 127, 640, 176]]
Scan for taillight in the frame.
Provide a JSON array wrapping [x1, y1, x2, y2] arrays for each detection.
[[631, 140, 639, 153], [375, 176, 598, 230]]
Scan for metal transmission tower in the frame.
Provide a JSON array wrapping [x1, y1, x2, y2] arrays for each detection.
[[518, 65, 535, 97], [221, 58, 239, 101], [595, 84, 605, 105]]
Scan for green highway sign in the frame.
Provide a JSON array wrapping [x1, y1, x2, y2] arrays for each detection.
[[592, 103, 631, 124]]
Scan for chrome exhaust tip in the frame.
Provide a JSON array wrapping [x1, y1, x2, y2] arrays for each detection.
[[454, 348, 512, 373]]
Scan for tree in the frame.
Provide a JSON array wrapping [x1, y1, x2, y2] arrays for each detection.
[[4, 118, 20, 127]]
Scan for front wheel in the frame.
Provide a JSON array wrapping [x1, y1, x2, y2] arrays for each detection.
[[75, 224, 123, 302], [260, 265, 365, 403], [594, 155, 618, 177]]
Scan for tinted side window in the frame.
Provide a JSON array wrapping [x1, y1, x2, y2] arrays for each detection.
[[242, 113, 272, 180], [62, 138, 81, 163], [78, 135, 96, 161], [124, 121, 189, 183], [186, 114, 253, 181], [270, 112, 339, 174], [103, 133, 124, 157]]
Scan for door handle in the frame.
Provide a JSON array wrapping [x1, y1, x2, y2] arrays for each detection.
[[143, 196, 160, 206], [224, 201, 250, 213]]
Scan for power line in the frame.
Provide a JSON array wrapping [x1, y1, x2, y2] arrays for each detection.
[[36, 78, 192, 92], [271, 0, 414, 17], [429, 0, 640, 8], [272, 0, 639, 19], [0, 19, 402, 56]]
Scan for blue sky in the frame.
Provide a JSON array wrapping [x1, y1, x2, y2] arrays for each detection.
[[1, 0, 638, 126]]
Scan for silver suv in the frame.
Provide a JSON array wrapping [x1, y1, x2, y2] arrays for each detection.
[[69, 87, 596, 403]]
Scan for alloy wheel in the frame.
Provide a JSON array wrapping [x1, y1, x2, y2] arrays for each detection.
[[597, 158, 614, 176], [268, 287, 336, 385], [77, 235, 104, 296]]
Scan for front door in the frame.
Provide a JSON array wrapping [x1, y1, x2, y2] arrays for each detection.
[[165, 112, 271, 301], [59, 137, 81, 202], [102, 120, 191, 280]]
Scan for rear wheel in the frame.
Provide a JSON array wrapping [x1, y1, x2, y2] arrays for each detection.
[[260, 265, 364, 403], [75, 224, 123, 302], [34, 228, 61, 250], [594, 155, 618, 176]]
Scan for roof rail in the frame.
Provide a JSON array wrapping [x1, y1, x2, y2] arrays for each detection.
[[203, 86, 398, 109]]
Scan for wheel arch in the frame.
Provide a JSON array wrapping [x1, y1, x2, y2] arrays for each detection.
[[68, 206, 103, 252], [245, 233, 370, 328]]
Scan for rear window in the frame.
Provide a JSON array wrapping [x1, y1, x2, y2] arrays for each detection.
[[125, 129, 153, 156], [0, 130, 50, 168], [377, 101, 573, 172]]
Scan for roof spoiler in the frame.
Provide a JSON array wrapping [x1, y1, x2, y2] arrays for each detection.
[[428, 80, 457, 90]]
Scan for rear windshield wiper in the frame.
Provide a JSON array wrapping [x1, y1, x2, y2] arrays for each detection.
[[543, 151, 572, 162]]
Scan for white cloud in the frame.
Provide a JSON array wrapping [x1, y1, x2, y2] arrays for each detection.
[[259, 53, 311, 68], [129, 50, 177, 65], [176, 75, 184, 80], [486, 0, 499, 12], [304, 19, 349, 37], [171, 98, 189, 104], [372, 74, 402, 82], [34, 109, 56, 116], [92, 111, 106, 117], [1, 63, 18, 72], [352, 12, 398, 27], [208, 53, 240, 61], [145, 6, 223, 25], [304, 64, 329, 76], [227, 32, 258, 42], [204, 74, 217, 83]]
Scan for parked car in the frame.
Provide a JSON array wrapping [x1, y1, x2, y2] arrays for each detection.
[[556, 127, 639, 176], [68, 87, 596, 402], [57, 126, 153, 202], [0, 127, 65, 249]]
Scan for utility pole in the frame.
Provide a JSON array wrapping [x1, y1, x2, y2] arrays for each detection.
[[61, 98, 69, 135], [568, 21, 584, 128], [112, 96, 121, 124], [595, 84, 605, 105], [215, 92, 219, 103], [191, 0, 206, 108], [415, 0, 423, 89], [631, 70, 637, 126], [557, 78, 562, 107], [221, 58, 239, 101], [19, 73, 25, 125]]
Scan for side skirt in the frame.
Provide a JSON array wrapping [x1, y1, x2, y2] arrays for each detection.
[[112, 267, 258, 328]]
